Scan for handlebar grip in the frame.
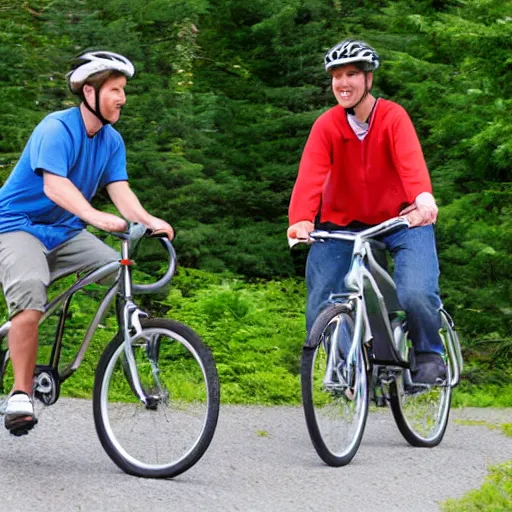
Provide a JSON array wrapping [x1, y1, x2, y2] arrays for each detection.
[[131, 238, 177, 294]]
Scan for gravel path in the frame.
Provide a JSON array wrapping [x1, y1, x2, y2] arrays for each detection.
[[0, 400, 510, 512]]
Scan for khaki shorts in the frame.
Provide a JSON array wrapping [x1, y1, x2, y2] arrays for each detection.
[[0, 230, 119, 318]]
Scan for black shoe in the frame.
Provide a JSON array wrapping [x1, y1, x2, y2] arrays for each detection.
[[412, 353, 447, 385]]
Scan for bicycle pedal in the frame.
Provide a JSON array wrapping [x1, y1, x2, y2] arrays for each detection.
[[6, 417, 38, 436]]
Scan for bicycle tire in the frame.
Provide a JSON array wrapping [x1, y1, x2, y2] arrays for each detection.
[[388, 312, 453, 447], [301, 303, 369, 466], [0, 345, 12, 417], [93, 318, 220, 478]]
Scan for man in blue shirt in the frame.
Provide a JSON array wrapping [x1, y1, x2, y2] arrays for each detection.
[[0, 50, 173, 436]]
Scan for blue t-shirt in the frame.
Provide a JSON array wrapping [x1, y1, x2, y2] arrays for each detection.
[[0, 107, 128, 249]]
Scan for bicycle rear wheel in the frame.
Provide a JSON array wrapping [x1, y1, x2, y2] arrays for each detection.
[[93, 318, 220, 478], [388, 314, 453, 447], [301, 303, 369, 466]]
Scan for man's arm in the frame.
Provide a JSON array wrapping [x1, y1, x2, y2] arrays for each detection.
[[106, 181, 174, 239], [43, 172, 127, 232]]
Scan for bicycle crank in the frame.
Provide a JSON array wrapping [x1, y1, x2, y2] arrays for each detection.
[[34, 365, 60, 406]]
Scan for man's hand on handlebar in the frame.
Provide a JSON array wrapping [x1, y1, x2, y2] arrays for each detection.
[[145, 216, 175, 240], [88, 211, 128, 233]]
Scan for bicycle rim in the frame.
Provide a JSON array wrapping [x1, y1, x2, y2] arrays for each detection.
[[389, 338, 452, 447], [301, 307, 369, 466], [94, 319, 220, 478]]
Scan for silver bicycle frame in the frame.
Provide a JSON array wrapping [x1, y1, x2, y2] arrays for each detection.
[[310, 217, 463, 389], [0, 261, 121, 379], [0, 225, 177, 405]]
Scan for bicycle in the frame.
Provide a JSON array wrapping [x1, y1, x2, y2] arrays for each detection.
[[0, 224, 220, 478], [298, 217, 463, 466]]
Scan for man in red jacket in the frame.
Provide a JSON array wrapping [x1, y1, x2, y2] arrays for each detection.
[[287, 39, 445, 384]]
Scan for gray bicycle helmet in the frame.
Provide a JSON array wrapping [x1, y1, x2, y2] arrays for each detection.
[[324, 39, 379, 72]]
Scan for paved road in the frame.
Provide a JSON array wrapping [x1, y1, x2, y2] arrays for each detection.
[[0, 400, 510, 512]]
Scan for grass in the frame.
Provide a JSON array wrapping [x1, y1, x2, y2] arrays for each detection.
[[441, 461, 512, 512], [452, 384, 512, 408], [440, 420, 512, 511]]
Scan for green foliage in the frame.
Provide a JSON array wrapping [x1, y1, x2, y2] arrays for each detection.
[[158, 269, 307, 403], [0, 264, 308, 403], [1, 0, 511, 394], [452, 383, 512, 408], [0, 260, 509, 405], [441, 461, 512, 512], [436, 187, 512, 371]]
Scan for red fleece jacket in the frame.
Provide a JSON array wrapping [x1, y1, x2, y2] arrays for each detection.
[[289, 98, 432, 227]]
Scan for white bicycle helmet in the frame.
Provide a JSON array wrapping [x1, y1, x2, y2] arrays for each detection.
[[67, 50, 135, 126], [324, 39, 379, 72], [67, 50, 135, 88]]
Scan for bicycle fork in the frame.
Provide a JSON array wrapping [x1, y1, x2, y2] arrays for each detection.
[[121, 300, 153, 406], [323, 298, 367, 395], [118, 237, 156, 407]]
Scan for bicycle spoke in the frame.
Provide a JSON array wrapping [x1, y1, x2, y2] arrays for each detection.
[[301, 305, 369, 466], [393, 379, 451, 440], [93, 319, 219, 478]]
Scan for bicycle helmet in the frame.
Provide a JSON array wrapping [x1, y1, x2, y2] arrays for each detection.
[[324, 39, 379, 72], [67, 50, 135, 88], [67, 50, 135, 126]]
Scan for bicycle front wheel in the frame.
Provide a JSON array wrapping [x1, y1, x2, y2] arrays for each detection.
[[93, 318, 220, 478], [301, 304, 369, 466]]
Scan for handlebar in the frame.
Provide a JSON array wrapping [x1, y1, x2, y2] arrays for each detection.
[[131, 236, 177, 294], [110, 223, 177, 294], [289, 217, 410, 246], [311, 217, 410, 242]]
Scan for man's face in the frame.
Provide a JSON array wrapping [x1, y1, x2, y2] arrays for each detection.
[[330, 64, 372, 108], [98, 75, 127, 124]]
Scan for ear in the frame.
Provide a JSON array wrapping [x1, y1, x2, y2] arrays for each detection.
[[82, 84, 96, 107]]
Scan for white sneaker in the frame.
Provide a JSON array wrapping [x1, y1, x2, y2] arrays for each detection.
[[5, 392, 38, 436]]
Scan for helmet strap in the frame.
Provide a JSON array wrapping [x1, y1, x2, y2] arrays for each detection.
[[82, 86, 110, 126]]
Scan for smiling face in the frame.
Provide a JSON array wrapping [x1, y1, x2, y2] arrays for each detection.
[[330, 64, 373, 109]]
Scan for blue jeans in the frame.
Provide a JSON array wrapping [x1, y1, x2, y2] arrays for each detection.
[[305, 225, 443, 354]]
